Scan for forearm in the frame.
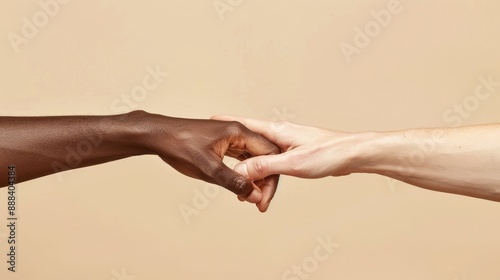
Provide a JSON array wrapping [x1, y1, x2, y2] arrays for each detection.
[[353, 125, 500, 201], [0, 110, 152, 187]]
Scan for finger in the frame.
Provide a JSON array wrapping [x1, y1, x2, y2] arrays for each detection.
[[211, 162, 263, 203], [254, 174, 280, 212], [212, 120, 281, 160], [212, 115, 288, 145], [236, 154, 250, 161], [225, 150, 252, 161], [237, 128, 282, 158], [225, 149, 243, 159], [220, 121, 281, 155], [234, 153, 292, 181]]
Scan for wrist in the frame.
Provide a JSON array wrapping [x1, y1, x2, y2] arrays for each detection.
[[346, 131, 407, 176], [113, 110, 161, 156], [125, 110, 184, 158]]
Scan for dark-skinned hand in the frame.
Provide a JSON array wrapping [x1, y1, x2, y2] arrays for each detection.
[[0, 111, 280, 212], [143, 113, 281, 212]]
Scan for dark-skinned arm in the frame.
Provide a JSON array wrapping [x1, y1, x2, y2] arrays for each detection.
[[0, 110, 280, 212]]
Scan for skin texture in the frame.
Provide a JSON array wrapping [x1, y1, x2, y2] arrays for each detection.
[[0, 111, 280, 212], [212, 115, 500, 205]]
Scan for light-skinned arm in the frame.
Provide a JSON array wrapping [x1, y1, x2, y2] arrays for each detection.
[[0, 111, 280, 211], [212, 115, 500, 206]]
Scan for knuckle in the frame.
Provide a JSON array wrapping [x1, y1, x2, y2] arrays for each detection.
[[231, 177, 251, 196], [225, 121, 244, 136]]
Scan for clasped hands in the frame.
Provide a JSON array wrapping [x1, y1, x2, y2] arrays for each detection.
[[146, 112, 356, 212], [2, 110, 498, 205]]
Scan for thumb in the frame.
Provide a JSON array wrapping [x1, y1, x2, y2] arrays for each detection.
[[212, 162, 263, 203], [234, 154, 289, 180]]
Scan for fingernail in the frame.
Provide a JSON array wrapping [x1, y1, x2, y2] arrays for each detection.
[[235, 163, 248, 177]]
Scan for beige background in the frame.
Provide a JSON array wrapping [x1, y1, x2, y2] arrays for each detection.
[[1, 0, 500, 279]]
